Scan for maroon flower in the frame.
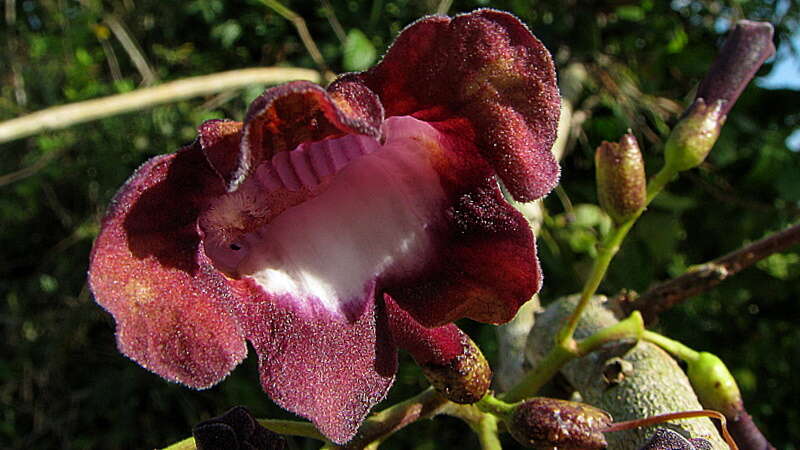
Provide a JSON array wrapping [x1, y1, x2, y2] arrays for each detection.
[[88, 9, 560, 444]]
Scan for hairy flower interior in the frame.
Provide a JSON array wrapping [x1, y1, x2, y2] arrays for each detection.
[[202, 117, 448, 319]]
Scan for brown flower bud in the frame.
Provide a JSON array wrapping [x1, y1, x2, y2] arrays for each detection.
[[696, 20, 775, 116], [595, 133, 646, 224], [664, 99, 725, 172], [508, 398, 612, 449], [420, 335, 492, 404]]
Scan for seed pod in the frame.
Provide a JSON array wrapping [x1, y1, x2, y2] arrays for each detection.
[[595, 133, 646, 224], [664, 99, 725, 172], [508, 397, 612, 449], [686, 352, 744, 420]]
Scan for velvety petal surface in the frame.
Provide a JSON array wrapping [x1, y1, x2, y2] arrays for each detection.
[[88, 145, 247, 388], [230, 278, 396, 444], [199, 119, 244, 184], [232, 80, 384, 191], [379, 121, 541, 326], [385, 176, 540, 326], [206, 116, 451, 321], [350, 9, 561, 202]]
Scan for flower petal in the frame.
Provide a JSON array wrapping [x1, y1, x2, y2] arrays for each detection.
[[352, 9, 561, 202], [384, 295, 491, 404], [232, 80, 384, 191], [385, 175, 541, 326], [199, 119, 244, 185], [231, 278, 396, 444], [88, 145, 247, 388]]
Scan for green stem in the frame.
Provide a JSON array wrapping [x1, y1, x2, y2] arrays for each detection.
[[576, 311, 644, 356], [642, 329, 700, 362], [556, 164, 675, 347], [161, 436, 196, 450], [475, 393, 516, 419], [645, 163, 678, 204], [257, 419, 327, 441], [501, 343, 576, 402], [344, 387, 448, 448], [474, 413, 503, 450], [556, 218, 635, 345], [504, 164, 678, 403]]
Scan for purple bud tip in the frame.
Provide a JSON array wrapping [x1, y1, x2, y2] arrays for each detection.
[[695, 20, 776, 116]]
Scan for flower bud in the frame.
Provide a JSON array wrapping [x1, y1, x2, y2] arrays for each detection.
[[686, 352, 744, 420], [695, 20, 775, 117], [508, 398, 612, 449], [595, 133, 646, 224], [420, 335, 492, 404], [193, 406, 287, 450], [664, 99, 725, 172]]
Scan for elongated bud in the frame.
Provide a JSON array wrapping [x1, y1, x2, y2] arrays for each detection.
[[696, 20, 775, 117], [595, 133, 646, 224], [508, 398, 612, 449], [686, 352, 743, 420], [384, 295, 491, 404], [664, 99, 725, 172]]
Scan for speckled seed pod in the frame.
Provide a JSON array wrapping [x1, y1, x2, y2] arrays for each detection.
[[595, 133, 646, 224], [508, 397, 612, 449]]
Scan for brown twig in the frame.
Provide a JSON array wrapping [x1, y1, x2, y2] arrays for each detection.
[[0, 67, 321, 144], [621, 222, 800, 323], [104, 14, 158, 86], [0, 146, 66, 187], [260, 0, 336, 83]]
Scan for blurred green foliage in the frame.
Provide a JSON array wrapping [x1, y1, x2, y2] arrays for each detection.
[[1, 0, 799, 449]]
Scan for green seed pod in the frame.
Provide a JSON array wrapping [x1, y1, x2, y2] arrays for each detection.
[[664, 99, 726, 172], [686, 352, 743, 420], [595, 133, 646, 224], [508, 397, 612, 449]]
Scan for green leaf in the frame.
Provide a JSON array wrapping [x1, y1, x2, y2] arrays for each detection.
[[343, 29, 377, 72], [616, 6, 644, 22], [212, 20, 242, 48]]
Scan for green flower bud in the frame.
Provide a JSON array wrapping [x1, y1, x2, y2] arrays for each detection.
[[664, 99, 726, 172], [420, 336, 492, 404], [508, 398, 612, 449], [595, 133, 646, 224], [686, 352, 743, 419]]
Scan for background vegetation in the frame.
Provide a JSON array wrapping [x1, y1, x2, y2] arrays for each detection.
[[2, 0, 798, 448]]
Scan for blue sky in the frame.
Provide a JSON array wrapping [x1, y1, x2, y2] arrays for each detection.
[[757, 22, 800, 150]]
